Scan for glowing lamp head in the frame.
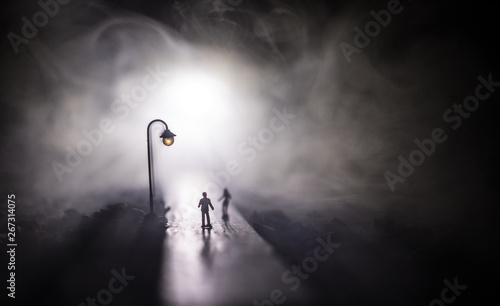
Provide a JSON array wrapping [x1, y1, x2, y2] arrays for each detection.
[[160, 129, 176, 146]]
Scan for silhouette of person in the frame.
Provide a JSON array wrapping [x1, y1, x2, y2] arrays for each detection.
[[219, 188, 231, 216], [198, 192, 214, 228]]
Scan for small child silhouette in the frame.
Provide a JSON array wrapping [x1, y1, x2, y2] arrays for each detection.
[[198, 192, 214, 228]]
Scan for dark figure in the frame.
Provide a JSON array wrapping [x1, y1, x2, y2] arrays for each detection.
[[198, 192, 214, 228], [219, 188, 231, 216]]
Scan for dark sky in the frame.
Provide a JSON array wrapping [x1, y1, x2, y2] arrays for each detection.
[[1, 0, 499, 233]]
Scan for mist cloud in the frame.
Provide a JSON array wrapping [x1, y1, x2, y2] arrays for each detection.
[[1, 0, 498, 233]]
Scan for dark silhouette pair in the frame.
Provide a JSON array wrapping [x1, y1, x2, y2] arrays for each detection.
[[198, 189, 232, 228]]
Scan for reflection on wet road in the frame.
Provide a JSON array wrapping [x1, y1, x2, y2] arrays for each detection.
[[160, 201, 308, 306]]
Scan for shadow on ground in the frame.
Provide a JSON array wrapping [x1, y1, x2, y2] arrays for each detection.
[[10, 203, 167, 306], [236, 203, 496, 306]]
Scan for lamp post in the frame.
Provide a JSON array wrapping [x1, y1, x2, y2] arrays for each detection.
[[147, 119, 176, 215]]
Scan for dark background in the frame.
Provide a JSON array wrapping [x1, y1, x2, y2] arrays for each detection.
[[1, 0, 500, 305]]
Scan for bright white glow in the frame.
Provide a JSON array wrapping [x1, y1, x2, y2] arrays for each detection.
[[137, 60, 268, 205], [157, 70, 233, 139], [146, 67, 245, 204], [168, 173, 207, 209]]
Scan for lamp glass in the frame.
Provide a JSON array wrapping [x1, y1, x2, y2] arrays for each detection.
[[163, 137, 174, 146]]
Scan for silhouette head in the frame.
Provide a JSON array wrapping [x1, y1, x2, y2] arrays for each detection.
[[202, 192, 207, 197]]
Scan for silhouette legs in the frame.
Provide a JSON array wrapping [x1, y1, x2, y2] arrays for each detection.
[[201, 211, 211, 227]]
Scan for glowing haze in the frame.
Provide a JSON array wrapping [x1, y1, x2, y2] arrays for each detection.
[[1, 0, 497, 232]]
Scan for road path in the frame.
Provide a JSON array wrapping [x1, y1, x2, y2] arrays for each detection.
[[159, 199, 312, 306]]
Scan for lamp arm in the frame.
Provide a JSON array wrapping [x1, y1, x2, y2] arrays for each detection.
[[147, 119, 169, 214]]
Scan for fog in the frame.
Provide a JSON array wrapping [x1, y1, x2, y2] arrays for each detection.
[[1, 0, 499, 233]]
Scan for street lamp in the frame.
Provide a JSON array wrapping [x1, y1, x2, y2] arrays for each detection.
[[147, 119, 176, 215]]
